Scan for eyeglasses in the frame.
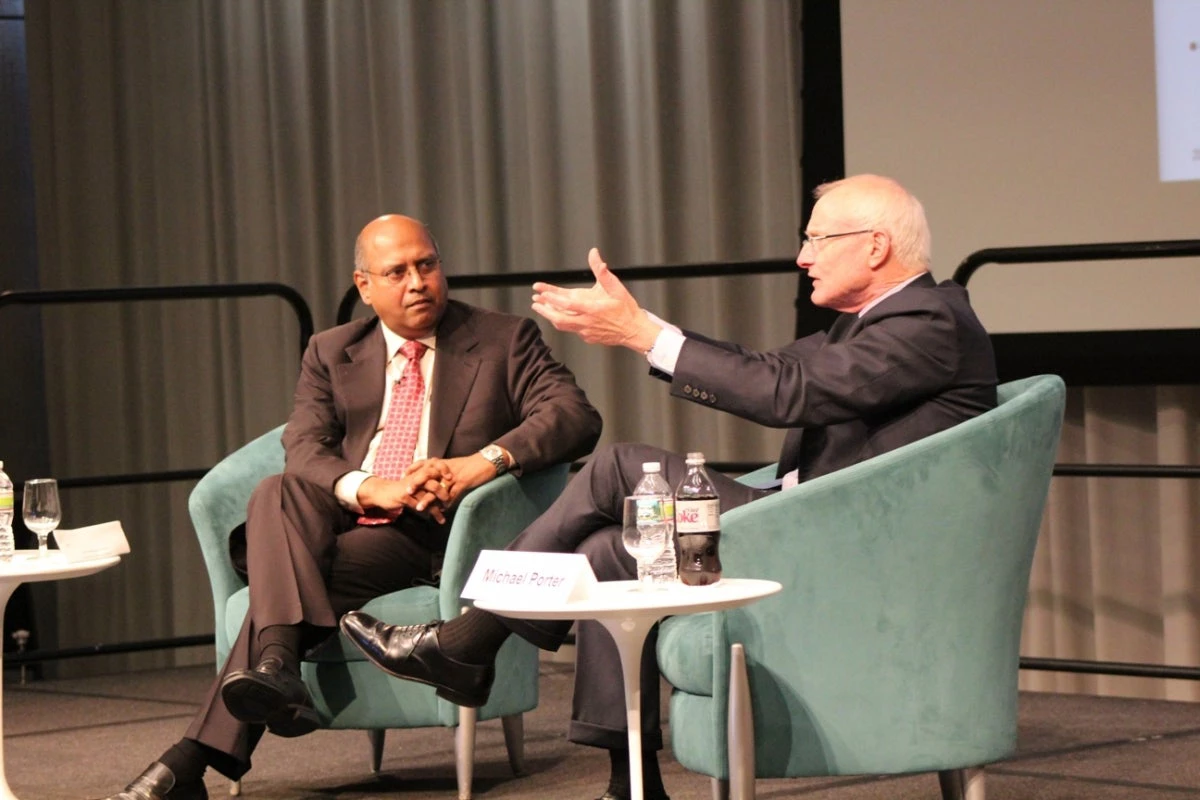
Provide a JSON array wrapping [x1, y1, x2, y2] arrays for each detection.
[[361, 257, 441, 286], [799, 229, 873, 253]]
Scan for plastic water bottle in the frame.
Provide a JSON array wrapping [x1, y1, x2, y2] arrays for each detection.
[[0, 461, 14, 562], [633, 462, 676, 585], [674, 452, 722, 586]]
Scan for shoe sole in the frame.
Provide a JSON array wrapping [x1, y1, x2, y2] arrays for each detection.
[[221, 673, 323, 734], [265, 703, 322, 737], [356, 651, 489, 708], [220, 675, 281, 723]]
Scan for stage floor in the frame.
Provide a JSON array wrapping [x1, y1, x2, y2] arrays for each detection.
[[4, 660, 1200, 799]]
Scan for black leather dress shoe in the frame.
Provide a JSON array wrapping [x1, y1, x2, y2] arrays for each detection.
[[102, 761, 207, 800], [340, 611, 494, 707], [219, 656, 321, 737]]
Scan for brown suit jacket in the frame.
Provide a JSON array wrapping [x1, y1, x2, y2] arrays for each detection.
[[282, 299, 602, 492]]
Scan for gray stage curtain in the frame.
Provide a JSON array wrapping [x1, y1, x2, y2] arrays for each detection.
[[23, 0, 804, 675]]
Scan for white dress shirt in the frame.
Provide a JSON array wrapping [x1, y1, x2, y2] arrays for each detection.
[[334, 323, 437, 512]]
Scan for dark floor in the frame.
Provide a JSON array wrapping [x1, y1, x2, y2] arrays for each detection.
[[4, 659, 1200, 799]]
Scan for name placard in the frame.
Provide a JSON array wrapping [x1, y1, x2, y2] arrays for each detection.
[[461, 550, 597, 606], [53, 520, 131, 563]]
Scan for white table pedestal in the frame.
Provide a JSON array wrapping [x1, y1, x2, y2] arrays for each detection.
[[0, 552, 121, 800], [477, 578, 781, 800]]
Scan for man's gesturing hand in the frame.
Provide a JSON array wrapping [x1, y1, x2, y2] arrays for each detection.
[[531, 248, 660, 353]]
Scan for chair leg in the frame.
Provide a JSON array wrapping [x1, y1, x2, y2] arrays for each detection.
[[229, 779, 241, 796], [454, 605, 479, 800], [938, 768, 985, 800], [366, 728, 386, 773], [711, 777, 730, 800], [728, 643, 755, 800], [455, 704, 478, 800], [501, 713, 526, 775]]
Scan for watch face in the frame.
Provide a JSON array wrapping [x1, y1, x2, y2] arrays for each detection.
[[482, 445, 506, 472]]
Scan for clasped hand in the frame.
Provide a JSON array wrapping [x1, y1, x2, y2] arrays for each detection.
[[358, 454, 498, 525]]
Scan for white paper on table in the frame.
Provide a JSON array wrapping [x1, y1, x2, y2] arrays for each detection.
[[53, 520, 131, 562]]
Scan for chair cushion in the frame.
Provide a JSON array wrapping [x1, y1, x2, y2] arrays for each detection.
[[223, 585, 442, 663], [657, 612, 716, 696]]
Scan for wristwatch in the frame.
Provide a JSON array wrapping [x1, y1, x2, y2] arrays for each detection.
[[479, 444, 509, 476]]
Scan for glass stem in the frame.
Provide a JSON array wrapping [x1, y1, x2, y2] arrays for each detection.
[[37, 534, 48, 555], [641, 564, 656, 589]]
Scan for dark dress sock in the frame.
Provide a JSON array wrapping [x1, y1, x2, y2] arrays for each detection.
[[437, 607, 512, 665], [605, 747, 668, 800], [158, 738, 208, 784], [257, 623, 302, 671]]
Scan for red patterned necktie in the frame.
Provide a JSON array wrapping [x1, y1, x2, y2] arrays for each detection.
[[358, 340, 428, 525]]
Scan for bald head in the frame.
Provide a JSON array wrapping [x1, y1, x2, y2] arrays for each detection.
[[355, 215, 439, 274]]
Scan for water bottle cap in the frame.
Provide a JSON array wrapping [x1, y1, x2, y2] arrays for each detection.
[[641, 462, 661, 472], [685, 452, 706, 464]]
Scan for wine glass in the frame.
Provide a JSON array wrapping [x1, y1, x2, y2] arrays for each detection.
[[22, 478, 62, 558], [621, 496, 668, 592]]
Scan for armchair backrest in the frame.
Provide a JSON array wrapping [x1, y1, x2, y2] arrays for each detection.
[[190, 425, 285, 657], [667, 375, 1067, 778]]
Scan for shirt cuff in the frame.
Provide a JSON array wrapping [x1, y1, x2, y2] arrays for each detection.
[[335, 470, 370, 513], [781, 469, 800, 491], [643, 312, 685, 375]]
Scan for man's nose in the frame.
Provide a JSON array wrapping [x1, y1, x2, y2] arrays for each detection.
[[796, 249, 814, 270], [405, 268, 425, 290]]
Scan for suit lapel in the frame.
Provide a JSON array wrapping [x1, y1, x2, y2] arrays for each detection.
[[824, 312, 857, 343], [428, 304, 482, 459], [338, 326, 387, 467]]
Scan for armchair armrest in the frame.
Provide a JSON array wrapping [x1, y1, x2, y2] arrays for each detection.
[[189, 425, 287, 656], [438, 463, 571, 620], [734, 462, 779, 488]]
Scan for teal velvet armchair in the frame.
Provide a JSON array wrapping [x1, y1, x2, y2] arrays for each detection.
[[190, 425, 568, 799], [657, 375, 1066, 800]]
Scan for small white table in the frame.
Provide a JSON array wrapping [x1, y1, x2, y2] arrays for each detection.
[[476, 577, 781, 800], [0, 551, 121, 800]]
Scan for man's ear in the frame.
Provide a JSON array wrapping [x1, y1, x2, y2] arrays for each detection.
[[867, 230, 892, 269], [353, 271, 372, 305]]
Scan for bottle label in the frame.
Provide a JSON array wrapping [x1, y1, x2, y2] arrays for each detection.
[[635, 497, 671, 525], [676, 498, 719, 532], [0, 493, 12, 511]]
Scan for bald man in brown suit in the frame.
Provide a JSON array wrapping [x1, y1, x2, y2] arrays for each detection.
[[104, 215, 601, 800]]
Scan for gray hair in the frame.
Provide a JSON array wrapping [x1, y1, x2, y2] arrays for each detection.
[[815, 175, 931, 270]]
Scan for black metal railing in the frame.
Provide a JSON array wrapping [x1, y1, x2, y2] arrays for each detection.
[[0, 283, 314, 356], [954, 239, 1200, 682], [1, 283, 315, 664], [0, 283, 314, 497], [8, 243, 1200, 681], [337, 258, 799, 325], [951, 239, 1200, 287]]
